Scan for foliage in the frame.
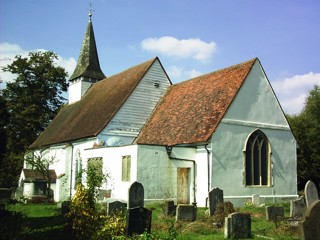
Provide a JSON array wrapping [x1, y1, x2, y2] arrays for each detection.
[[0, 51, 68, 188], [287, 85, 320, 189], [3, 202, 300, 240], [67, 184, 98, 240], [95, 211, 126, 239]]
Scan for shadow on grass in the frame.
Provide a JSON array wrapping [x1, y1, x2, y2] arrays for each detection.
[[0, 210, 75, 240]]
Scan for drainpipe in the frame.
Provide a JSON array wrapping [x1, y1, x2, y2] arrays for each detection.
[[166, 146, 197, 205], [69, 144, 74, 199], [205, 145, 210, 193], [205, 144, 210, 207]]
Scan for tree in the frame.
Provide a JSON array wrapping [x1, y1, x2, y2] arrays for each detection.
[[0, 51, 68, 188], [25, 149, 57, 198], [287, 85, 320, 190]]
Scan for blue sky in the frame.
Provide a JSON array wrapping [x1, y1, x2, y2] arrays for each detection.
[[1, 0, 319, 115]]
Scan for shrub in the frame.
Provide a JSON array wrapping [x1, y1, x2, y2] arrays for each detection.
[[67, 184, 99, 240], [95, 211, 126, 239]]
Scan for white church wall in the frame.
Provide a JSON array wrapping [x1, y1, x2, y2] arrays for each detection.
[[84, 145, 138, 201], [100, 59, 171, 141], [210, 61, 297, 206]]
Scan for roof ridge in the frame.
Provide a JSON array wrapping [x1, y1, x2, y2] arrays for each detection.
[[173, 58, 257, 87], [106, 57, 157, 78]]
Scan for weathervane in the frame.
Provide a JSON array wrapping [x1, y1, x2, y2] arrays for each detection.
[[89, 0, 94, 22]]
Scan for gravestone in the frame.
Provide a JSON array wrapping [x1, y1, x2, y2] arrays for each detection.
[[165, 200, 176, 216], [108, 200, 127, 215], [290, 197, 306, 219], [224, 212, 251, 239], [304, 180, 319, 207], [126, 206, 152, 236], [299, 200, 320, 240], [128, 181, 144, 209], [209, 187, 223, 215], [265, 206, 284, 221], [176, 204, 197, 221], [252, 194, 260, 207]]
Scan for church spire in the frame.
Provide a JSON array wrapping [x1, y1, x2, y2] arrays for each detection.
[[69, 6, 106, 82]]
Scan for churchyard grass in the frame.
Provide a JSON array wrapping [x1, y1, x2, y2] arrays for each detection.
[[2, 202, 299, 239]]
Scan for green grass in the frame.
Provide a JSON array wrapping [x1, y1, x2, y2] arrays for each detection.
[[1, 202, 300, 239]]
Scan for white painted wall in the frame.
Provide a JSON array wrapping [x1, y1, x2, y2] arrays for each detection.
[[68, 77, 94, 104], [209, 61, 297, 206], [84, 145, 138, 201], [99, 59, 171, 144]]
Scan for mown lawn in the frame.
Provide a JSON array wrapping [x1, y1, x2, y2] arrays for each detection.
[[1, 202, 300, 239]]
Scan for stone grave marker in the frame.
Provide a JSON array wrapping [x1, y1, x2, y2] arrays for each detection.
[[128, 181, 144, 209], [304, 180, 319, 207], [290, 197, 306, 220], [224, 212, 251, 239], [108, 200, 127, 215], [265, 206, 284, 221], [176, 204, 197, 221], [165, 200, 176, 216], [126, 206, 152, 237], [208, 187, 223, 215], [299, 200, 320, 240], [252, 194, 260, 207]]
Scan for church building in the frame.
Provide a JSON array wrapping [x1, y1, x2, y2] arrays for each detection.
[[19, 11, 298, 207]]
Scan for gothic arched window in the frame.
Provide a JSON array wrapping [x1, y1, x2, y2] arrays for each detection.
[[245, 130, 270, 186]]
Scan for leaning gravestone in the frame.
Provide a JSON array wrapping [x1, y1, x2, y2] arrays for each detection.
[[126, 206, 152, 236], [128, 181, 144, 209], [304, 180, 319, 207], [209, 187, 223, 215], [299, 200, 320, 240], [108, 200, 127, 215], [224, 212, 251, 239], [290, 197, 306, 220]]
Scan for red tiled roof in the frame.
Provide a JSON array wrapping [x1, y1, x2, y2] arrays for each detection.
[[30, 57, 157, 148], [135, 58, 257, 146]]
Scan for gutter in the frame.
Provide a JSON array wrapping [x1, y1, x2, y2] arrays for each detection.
[[204, 144, 211, 207]]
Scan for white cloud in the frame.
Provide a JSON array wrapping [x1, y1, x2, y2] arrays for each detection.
[[141, 36, 217, 62], [0, 42, 76, 88], [167, 65, 202, 82], [272, 72, 320, 115], [185, 69, 202, 79], [167, 66, 183, 79]]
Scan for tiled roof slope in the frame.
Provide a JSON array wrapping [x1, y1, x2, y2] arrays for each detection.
[[23, 169, 57, 182], [136, 58, 257, 146], [30, 57, 157, 149]]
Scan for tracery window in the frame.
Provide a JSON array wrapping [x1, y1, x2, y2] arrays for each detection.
[[245, 130, 270, 186]]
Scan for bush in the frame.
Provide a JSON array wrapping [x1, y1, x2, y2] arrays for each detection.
[[67, 184, 99, 240]]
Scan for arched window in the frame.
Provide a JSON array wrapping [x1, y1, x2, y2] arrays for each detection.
[[245, 130, 270, 186]]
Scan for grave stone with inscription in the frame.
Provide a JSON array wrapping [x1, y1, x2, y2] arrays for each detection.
[[299, 200, 320, 240], [209, 187, 223, 216], [126, 206, 152, 236], [224, 212, 251, 239], [128, 181, 144, 209], [304, 180, 319, 207]]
